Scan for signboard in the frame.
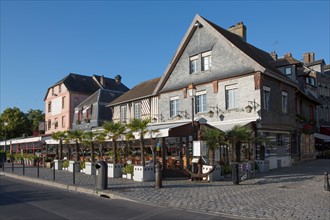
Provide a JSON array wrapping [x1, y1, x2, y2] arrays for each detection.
[[193, 141, 207, 156], [38, 122, 45, 131]]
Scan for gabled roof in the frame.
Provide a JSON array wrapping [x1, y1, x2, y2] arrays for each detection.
[[153, 14, 296, 94], [44, 73, 129, 100], [75, 88, 123, 109], [305, 59, 325, 67], [109, 77, 161, 106]]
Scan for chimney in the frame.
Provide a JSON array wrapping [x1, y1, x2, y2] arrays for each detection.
[[270, 51, 278, 60], [115, 75, 122, 83], [100, 75, 105, 86], [303, 52, 315, 63], [228, 22, 247, 42], [284, 52, 292, 58]]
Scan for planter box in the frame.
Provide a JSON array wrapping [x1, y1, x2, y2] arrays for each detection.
[[133, 165, 155, 182], [54, 160, 63, 170], [127, 173, 132, 180], [85, 162, 96, 175], [45, 162, 52, 168], [107, 163, 124, 178], [68, 161, 80, 172], [122, 174, 127, 179], [202, 165, 222, 181]]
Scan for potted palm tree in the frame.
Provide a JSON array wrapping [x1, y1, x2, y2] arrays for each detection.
[[52, 131, 67, 170], [127, 118, 158, 182], [103, 121, 126, 178], [66, 129, 84, 172]]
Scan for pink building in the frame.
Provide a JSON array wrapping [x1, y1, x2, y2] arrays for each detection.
[[44, 73, 128, 134]]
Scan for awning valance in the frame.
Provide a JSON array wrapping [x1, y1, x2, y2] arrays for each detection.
[[313, 133, 330, 142]]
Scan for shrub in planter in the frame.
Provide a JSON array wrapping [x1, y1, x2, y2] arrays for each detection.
[[122, 164, 133, 175], [62, 160, 69, 169], [80, 161, 86, 170]]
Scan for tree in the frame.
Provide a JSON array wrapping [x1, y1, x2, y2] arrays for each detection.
[[0, 107, 29, 140], [225, 125, 252, 162], [204, 128, 226, 166], [66, 129, 84, 162], [26, 109, 45, 135], [103, 121, 126, 164], [126, 118, 151, 166], [82, 131, 102, 163], [52, 131, 67, 160]]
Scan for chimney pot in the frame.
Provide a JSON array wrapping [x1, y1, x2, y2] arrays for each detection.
[[115, 75, 122, 83]]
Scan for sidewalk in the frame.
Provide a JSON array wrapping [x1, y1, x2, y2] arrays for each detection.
[[1, 159, 329, 219]]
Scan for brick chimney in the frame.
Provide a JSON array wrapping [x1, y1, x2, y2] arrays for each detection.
[[284, 52, 292, 58], [303, 52, 315, 63], [228, 22, 247, 42], [270, 51, 278, 60], [115, 75, 122, 83]]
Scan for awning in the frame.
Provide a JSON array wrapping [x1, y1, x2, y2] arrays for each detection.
[[313, 133, 330, 142], [135, 121, 190, 139], [211, 119, 256, 132]]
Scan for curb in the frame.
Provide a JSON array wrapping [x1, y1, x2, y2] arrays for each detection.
[[0, 172, 135, 202]]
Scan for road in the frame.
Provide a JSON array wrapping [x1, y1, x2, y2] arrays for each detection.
[[0, 176, 234, 220]]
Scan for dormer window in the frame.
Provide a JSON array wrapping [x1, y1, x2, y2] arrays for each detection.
[[306, 77, 316, 86], [285, 67, 292, 75]]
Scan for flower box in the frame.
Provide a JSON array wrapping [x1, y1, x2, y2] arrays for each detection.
[[85, 162, 96, 175], [133, 165, 155, 182], [54, 160, 63, 170], [68, 161, 80, 172], [107, 163, 124, 178]]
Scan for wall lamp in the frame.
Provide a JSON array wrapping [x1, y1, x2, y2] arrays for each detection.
[[245, 99, 261, 113], [207, 105, 223, 118]]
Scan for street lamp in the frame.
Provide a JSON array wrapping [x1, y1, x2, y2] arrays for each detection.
[[4, 122, 8, 152], [187, 84, 196, 132]]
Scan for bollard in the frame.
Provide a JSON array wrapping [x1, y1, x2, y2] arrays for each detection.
[[22, 159, 25, 175], [12, 161, 14, 172], [155, 162, 162, 189], [324, 172, 330, 191], [232, 163, 239, 185], [53, 162, 55, 181], [73, 163, 76, 185], [2, 157, 4, 171], [37, 160, 40, 178]]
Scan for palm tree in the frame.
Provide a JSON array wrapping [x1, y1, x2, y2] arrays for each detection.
[[225, 125, 252, 162], [66, 129, 84, 162], [126, 118, 151, 166], [204, 128, 226, 166], [82, 131, 98, 163], [103, 121, 126, 164], [52, 131, 67, 160]]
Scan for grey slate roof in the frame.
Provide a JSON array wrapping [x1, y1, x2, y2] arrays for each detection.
[[109, 77, 161, 106], [44, 73, 129, 100]]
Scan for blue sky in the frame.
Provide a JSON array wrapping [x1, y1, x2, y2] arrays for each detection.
[[1, 0, 329, 114]]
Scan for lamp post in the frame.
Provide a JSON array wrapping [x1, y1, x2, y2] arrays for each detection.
[[188, 84, 196, 173], [4, 122, 8, 152]]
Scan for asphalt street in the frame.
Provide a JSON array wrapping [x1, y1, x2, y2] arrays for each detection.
[[1, 159, 329, 219]]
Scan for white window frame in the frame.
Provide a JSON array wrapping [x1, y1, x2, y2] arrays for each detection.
[[263, 86, 270, 110], [170, 96, 179, 117], [195, 90, 207, 113], [285, 67, 292, 75], [282, 91, 288, 113], [225, 84, 238, 109], [134, 102, 141, 119], [202, 51, 212, 71], [306, 77, 316, 86], [120, 106, 127, 123], [189, 55, 198, 74]]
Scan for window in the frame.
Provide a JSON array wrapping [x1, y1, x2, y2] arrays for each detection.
[[226, 84, 238, 109], [263, 86, 270, 110], [282, 91, 288, 113], [47, 120, 51, 130], [62, 96, 65, 109], [295, 97, 302, 114], [54, 118, 58, 129], [134, 102, 141, 119], [48, 101, 52, 113], [306, 77, 316, 86], [202, 51, 212, 71], [190, 55, 198, 74], [170, 96, 179, 117], [59, 84, 62, 93], [62, 116, 66, 128], [285, 67, 292, 75], [120, 106, 127, 123], [195, 91, 207, 113], [52, 88, 55, 96]]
